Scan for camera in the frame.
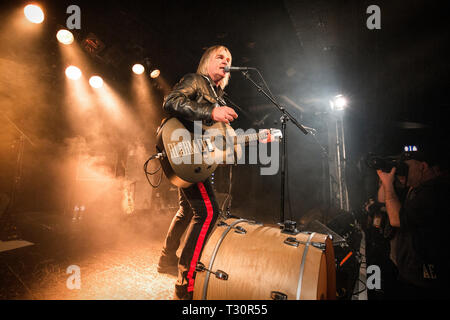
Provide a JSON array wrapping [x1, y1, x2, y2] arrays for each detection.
[[365, 153, 408, 176]]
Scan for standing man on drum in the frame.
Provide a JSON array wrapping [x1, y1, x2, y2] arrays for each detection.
[[156, 45, 238, 300], [377, 143, 449, 299]]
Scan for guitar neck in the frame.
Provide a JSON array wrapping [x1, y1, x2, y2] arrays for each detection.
[[235, 132, 261, 146]]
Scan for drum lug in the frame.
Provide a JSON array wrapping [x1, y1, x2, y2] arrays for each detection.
[[234, 226, 247, 234], [248, 220, 263, 226], [284, 237, 300, 247], [284, 237, 326, 250], [311, 242, 326, 250], [196, 262, 229, 281], [271, 291, 288, 300], [215, 270, 229, 280], [218, 221, 246, 234], [279, 220, 300, 235], [217, 221, 229, 227], [217, 220, 249, 233], [196, 261, 207, 272]]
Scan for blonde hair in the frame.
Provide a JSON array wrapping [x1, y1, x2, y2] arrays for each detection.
[[196, 45, 231, 89]]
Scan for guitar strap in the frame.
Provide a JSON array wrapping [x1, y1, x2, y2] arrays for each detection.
[[201, 75, 226, 106]]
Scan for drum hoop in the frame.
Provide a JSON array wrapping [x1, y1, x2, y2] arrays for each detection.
[[296, 232, 316, 300], [201, 218, 249, 300]]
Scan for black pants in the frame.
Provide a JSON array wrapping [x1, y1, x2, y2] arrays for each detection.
[[162, 178, 220, 295], [160, 189, 193, 259]]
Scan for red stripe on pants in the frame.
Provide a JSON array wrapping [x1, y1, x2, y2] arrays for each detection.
[[186, 182, 214, 292]]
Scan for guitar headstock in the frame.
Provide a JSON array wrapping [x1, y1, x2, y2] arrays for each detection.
[[259, 128, 282, 143]]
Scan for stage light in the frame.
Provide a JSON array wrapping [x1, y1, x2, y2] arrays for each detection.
[[24, 4, 44, 24], [89, 76, 103, 88], [150, 69, 160, 79], [330, 94, 348, 111], [132, 64, 145, 75], [65, 65, 82, 80], [57, 29, 74, 45]]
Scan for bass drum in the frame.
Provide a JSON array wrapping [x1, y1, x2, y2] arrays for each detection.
[[193, 218, 336, 300]]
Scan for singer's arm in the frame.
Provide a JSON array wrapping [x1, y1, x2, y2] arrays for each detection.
[[163, 73, 215, 122]]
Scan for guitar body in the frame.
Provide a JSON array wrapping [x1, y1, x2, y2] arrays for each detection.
[[156, 118, 242, 188]]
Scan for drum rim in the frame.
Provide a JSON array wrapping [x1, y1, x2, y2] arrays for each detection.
[[296, 232, 316, 300], [201, 218, 249, 300]]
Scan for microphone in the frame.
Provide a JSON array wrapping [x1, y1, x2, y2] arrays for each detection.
[[224, 66, 255, 72], [302, 125, 317, 134]]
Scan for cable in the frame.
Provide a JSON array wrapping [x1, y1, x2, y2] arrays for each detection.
[[254, 68, 276, 101], [143, 152, 164, 188], [144, 154, 162, 175], [352, 279, 368, 296]]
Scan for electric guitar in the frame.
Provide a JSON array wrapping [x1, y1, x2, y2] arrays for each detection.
[[156, 117, 282, 188]]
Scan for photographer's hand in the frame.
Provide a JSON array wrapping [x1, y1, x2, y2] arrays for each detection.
[[377, 182, 386, 203], [377, 167, 401, 227], [377, 167, 396, 187]]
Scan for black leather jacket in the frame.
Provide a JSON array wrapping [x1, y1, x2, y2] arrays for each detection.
[[163, 73, 224, 123]]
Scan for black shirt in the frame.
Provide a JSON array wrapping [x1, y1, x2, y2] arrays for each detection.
[[395, 174, 450, 289]]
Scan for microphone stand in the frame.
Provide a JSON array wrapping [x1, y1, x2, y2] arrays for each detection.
[[239, 70, 309, 234]]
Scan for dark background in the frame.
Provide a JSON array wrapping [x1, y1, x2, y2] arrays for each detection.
[[1, 0, 448, 224]]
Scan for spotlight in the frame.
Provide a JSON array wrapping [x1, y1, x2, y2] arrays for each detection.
[[56, 29, 74, 45], [89, 76, 103, 88], [65, 65, 82, 80], [330, 94, 348, 111], [24, 4, 44, 24], [132, 64, 145, 75], [150, 69, 160, 79]]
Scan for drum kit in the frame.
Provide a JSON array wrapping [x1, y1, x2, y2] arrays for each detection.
[[180, 146, 339, 300], [192, 215, 337, 300], [152, 132, 343, 300]]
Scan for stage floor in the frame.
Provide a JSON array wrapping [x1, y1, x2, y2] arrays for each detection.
[[0, 210, 176, 300]]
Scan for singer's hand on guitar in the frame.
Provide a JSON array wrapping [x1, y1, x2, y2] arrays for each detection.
[[212, 106, 238, 124], [258, 129, 272, 144]]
